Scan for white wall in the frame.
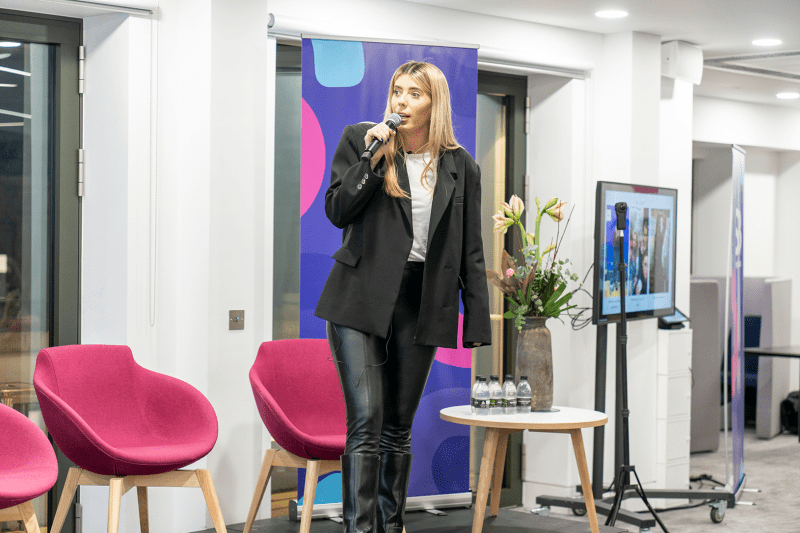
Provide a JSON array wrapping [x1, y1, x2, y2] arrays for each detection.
[[521, 75, 590, 501], [81, 13, 134, 533], [693, 145, 779, 279], [742, 149, 778, 278], [775, 152, 800, 388], [692, 145, 734, 278], [692, 144, 779, 277], [269, 0, 603, 71], [694, 96, 800, 152], [80, 0, 272, 531], [660, 78, 694, 315]]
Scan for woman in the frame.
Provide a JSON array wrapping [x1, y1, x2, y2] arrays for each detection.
[[315, 61, 491, 533]]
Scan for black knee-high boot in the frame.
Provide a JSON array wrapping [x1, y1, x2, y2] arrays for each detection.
[[341, 453, 380, 533], [376, 452, 413, 533]]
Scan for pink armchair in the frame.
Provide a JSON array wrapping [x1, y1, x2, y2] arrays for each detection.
[[0, 403, 58, 533], [244, 339, 346, 533], [34, 344, 226, 533]]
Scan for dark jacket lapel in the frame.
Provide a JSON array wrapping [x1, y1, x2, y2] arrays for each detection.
[[426, 151, 457, 252]]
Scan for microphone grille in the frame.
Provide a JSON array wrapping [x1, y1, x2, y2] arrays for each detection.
[[387, 113, 401, 128]]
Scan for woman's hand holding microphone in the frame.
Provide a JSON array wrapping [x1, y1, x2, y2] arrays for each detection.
[[362, 114, 401, 170]]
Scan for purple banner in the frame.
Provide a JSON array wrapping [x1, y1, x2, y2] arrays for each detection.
[[298, 38, 478, 505], [730, 146, 745, 492]]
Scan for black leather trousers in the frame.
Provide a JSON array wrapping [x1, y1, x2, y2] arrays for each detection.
[[327, 261, 438, 455]]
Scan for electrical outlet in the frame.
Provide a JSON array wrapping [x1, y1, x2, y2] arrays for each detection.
[[229, 310, 245, 330]]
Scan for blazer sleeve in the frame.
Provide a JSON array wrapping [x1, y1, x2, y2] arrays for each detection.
[[460, 155, 492, 348], [325, 124, 387, 229]]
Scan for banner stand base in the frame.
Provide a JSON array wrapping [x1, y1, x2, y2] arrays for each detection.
[[289, 492, 473, 522]]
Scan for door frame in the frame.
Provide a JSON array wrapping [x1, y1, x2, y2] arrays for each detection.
[[0, 8, 82, 532]]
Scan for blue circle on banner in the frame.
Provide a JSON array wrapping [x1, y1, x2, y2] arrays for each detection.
[[311, 40, 365, 88], [432, 435, 470, 493]]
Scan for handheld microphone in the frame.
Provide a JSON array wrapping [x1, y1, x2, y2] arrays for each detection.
[[361, 113, 401, 162]]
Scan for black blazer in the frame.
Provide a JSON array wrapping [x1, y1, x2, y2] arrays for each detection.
[[314, 123, 492, 349]]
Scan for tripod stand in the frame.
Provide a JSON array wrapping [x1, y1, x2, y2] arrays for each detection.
[[604, 202, 668, 531]]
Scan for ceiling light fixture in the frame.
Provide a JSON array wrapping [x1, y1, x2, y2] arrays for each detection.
[[0, 84, 17, 88], [595, 10, 628, 18], [0, 53, 10, 60], [752, 39, 782, 47], [0, 42, 21, 48], [776, 92, 800, 100]]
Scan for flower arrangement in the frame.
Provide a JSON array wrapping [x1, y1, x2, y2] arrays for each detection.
[[486, 195, 579, 331]]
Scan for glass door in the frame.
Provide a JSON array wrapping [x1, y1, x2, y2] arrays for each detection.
[[0, 9, 81, 533], [0, 37, 55, 533]]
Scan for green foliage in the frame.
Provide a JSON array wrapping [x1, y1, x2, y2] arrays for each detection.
[[487, 195, 581, 331]]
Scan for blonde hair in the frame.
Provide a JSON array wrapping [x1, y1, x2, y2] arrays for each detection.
[[381, 61, 461, 199]]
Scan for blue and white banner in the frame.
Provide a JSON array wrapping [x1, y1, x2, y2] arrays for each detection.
[[730, 145, 745, 492], [298, 36, 478, 507]]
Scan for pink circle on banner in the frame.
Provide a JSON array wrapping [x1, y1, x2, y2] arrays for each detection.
[[434, 314, 472, 368], [301, 98, 326, 217]]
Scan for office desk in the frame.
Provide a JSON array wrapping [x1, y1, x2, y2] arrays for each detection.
[[441, 405, 607, 533], [744, 346, 800, 442]]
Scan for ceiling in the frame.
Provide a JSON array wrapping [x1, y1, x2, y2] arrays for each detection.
[[408, 0, 800, 109]]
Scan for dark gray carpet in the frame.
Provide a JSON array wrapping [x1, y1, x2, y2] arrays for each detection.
[[195, 428, 800, 533], [197, 506, 626, 533]]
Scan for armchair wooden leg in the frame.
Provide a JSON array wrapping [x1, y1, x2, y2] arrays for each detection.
[[50, 467, 82, 533], [299, 460, 321, 533], [244, 449, 277, 533], [108, 478, 125, 533], [18, 502, 39, 533], [137, 486, 149, 533], [197, 469, 227, 533]]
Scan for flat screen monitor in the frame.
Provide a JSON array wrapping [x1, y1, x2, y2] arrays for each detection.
[[592, 181, 677, 325]]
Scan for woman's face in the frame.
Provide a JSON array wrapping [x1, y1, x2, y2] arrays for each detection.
[[392, 74, 432, 135]]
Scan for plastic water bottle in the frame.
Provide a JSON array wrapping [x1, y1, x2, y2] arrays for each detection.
[[488, 375, 503, 415], [502, 374, 517, 414], [517, 375, 532, 414], [471, 375, 485, 414], [475, 377, 490, 415]]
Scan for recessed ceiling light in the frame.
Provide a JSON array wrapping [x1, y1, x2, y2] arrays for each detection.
[[0, 42, 21, 48], [596, 10, 628, 18], [752, 39, 782, 46], [0, 83, 17, 88], [776, 92, 800, 100], [0, 53, 10, 60]]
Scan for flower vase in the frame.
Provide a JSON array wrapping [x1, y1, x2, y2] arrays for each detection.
[[515, 316, 553, 411]]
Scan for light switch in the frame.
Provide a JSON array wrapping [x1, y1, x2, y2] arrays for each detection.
[[229, 310, 245, 330]]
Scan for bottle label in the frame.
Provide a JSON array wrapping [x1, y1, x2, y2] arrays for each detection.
[[503, 399, 517, 408], [518, 398, 531, 408], [489, 399, 497, 407], [476, 399, 488, 409]]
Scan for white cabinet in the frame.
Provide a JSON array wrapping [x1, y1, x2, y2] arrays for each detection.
[[654, 328, 692, 507]]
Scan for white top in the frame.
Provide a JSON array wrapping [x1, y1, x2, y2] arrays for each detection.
[[439, 405, 608, 430], [405, 153, 436, 262]]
